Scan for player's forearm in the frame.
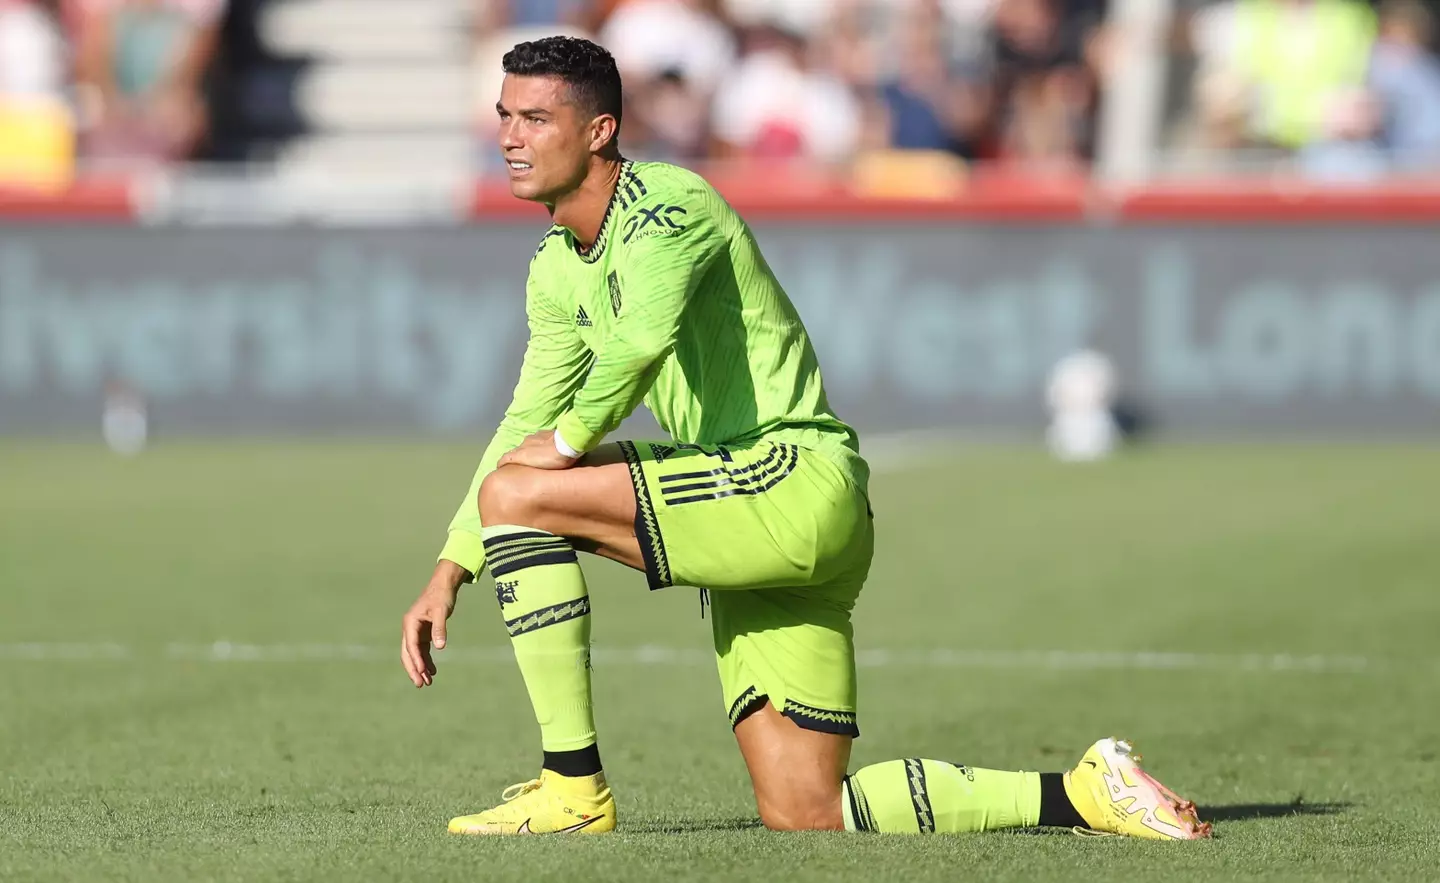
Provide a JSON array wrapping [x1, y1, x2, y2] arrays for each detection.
[[554, 351, 667, 454], [428, 558, 472, 591]]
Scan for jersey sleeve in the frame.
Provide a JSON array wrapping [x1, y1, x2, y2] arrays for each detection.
[[438, 270, 592, 577], [553, 184, 726, 453]]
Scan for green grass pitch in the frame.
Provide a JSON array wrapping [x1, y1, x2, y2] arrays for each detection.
[[2, 439, 1438, 882]]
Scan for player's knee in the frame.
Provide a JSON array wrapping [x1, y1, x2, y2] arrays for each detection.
[[478, 467, 543, 527], [755, 793, 844, 832]]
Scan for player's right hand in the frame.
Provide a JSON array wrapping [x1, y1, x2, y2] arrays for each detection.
[[401, 566, 464, 688]]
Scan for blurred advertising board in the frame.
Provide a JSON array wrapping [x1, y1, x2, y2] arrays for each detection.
[[3, 216, 1438, 437]]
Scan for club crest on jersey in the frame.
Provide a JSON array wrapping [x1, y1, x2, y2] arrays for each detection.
[[495, 580, 519, 606], [622, 203, 688, 244], [607, 271, 622, 316]]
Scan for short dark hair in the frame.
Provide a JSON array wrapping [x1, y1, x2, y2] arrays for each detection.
[[502, 37, 623, 128]]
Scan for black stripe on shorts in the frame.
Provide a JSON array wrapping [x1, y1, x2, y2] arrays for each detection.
[[663, 445, 800, 506], [781, 698, 859, 738], [618, 441, 673, 590]]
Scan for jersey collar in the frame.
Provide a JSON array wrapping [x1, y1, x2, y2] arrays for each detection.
[[572, 159, 634, 265]]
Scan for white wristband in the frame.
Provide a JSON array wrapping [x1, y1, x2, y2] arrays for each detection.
[[553, 429, 583, 460]]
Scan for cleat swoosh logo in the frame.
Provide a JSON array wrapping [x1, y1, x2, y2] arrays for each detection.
[[515, 815, 605, 835], [556, 815, 605, 833]]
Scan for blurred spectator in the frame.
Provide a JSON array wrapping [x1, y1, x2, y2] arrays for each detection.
[[1187, 0, 1377, 153], [626, 67, 709, 162], [468, 0, 1124, 172], [709, 23, 862, 164], [472, 0, 590, 32], [722, 0, 834, 38], [0, 0, 67, 97], [1366, 0, 1440, 168], [598, 0, 734, 95], [0, 0, 74, 190], [72, 0, 226, 170], [812, 0, 882, 93], [874, 1, 990, 157], [987, 0, 1107, 165], [1299, 0, 1440, 178]]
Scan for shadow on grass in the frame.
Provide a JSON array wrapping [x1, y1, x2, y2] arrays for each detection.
[[626, 818, 766, 834], [1200, 801, 1351, 822]]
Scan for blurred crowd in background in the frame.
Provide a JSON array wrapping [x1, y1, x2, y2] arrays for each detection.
[[471, 0, 1112, 174], [0, 0, 223, 188], [4, 0, 1440, 192]]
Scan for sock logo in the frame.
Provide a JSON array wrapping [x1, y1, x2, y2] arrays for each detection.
[[949, 762, 976, 782], [494, 580, 519, 606]]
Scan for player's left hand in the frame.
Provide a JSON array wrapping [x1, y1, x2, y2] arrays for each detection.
[[498, 430, 579, 471]]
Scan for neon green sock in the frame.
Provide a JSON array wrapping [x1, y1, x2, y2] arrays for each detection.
[[481, 525, 595, 752], [842, 759, 1041, 833]]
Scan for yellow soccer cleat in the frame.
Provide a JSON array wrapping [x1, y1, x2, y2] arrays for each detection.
[[447, 770, 617, 835], [1063, 738, 1213, 840]]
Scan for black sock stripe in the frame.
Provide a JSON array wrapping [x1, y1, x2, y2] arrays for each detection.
[[543, 744, 603, 778], [484, 536, 571, 556], [843, 776, 870, 832], [504, 596, 591, 637], [859, 785, 877, 832], [905, 758, 935, 833], [481, 530, 557, 550], [1038, 771, 1089, 829], [489, 548, 579, 578], [487, 541, 574, 563], [487, 538, 572, 557], [486, 535, 570, 564]]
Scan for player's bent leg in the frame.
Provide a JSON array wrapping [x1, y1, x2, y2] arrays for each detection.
[[451, 447, 647, 835], [733, 701, 850, 831], [476, 444, 644, 570]]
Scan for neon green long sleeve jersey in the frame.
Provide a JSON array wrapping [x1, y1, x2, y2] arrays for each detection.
[[439, 160, 867, 577]]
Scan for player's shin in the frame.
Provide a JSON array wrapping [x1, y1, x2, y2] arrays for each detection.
[[842, 759, 1083, 834], [482, 525, 601, 777]]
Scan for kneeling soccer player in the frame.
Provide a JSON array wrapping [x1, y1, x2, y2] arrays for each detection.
[[398, 36, 1211, 841]]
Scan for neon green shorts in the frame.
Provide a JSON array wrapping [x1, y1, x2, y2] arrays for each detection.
[[616, 439, 874, 738]]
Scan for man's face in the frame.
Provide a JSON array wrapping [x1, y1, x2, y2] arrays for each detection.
[[496, 74, 597, 203]]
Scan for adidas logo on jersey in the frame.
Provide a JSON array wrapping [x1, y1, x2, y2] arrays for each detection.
[[576, 306, 592, 327]]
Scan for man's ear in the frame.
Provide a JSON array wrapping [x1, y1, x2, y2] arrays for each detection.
[[589, 114, 618, 153]]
